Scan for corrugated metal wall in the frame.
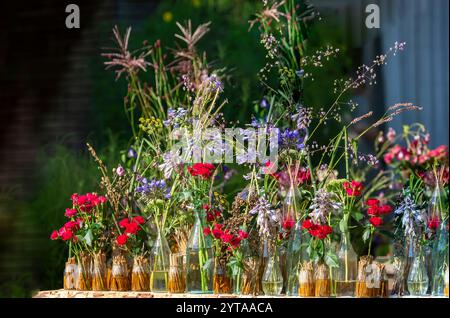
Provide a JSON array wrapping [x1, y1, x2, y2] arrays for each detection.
[[380, 0, 449, 147]]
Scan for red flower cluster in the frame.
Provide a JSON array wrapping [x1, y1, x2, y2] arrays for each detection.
[[50, 218, 83, 242], [302, 219, 333, 240], [366, 198, 392, 228], [427, 217, 440, 230], [71, 192, 107, 213], [204, 223, 248, 249], [203, 204, 222, 222], [384, 143, 448, 166], [343, 181, 364, 197], [188, 163, 216, 179], [269, 164, 311, 187], [116, 216, 146, 246]]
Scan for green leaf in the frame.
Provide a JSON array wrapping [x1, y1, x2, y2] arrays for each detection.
[[353, 212, 364, 222], [362, 227, 371, 242], [84, 229, 93, 247], [325, 251, 339, 268]]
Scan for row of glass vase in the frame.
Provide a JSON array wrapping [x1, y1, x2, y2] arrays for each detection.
[[63, 219, 448, 297]]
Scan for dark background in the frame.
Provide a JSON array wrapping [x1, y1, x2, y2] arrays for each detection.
[[0, 0, 448, 297]]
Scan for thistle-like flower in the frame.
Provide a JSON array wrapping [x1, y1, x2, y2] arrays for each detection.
[[249, 197, 280, 238], [308, 189, 341, 224], [394, 194, 427, 240]]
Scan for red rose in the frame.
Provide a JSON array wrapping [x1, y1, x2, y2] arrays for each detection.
[[212, 228, 223, 239], [125, 221, 140, 235], [206, 212, 215, 222], [119, 218, 130, 228], [370, 217, 383, 227], [188, 163, 216, 179], [203, 227, 211, 236], [116, 234, 128, 246], [367, 206, 380, 216], [379, 205, 392, 215], [302, 219, 313, 230], [64, 221, 79, 231], [230, 236, 242, 247], [428, 217, 440, 230], [344, 180, 364, 197], [65, 208, 77, 218], [133, 216, 145, 225], [221, 232, 233, 243], [50, 230, 59, 240], [238, 230, 249, 239], [366, 199, 380, 207], [282, 217, 295, 231], [60, 228, 74, 241]]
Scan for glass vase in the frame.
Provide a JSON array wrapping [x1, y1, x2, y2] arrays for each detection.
[[150, 229, 171, 292], [407, 242, 429, 296], [315, 263, 331, 297], [91, 252, 107, 291], [63, 257, 78, 290], [109, 254, 130, 291], [76, 252, 92, 291], [332, 230, 358, 297], [431, 220, 449, 296], [239, 238, 261, 295], [261, 244, 283, 296], [186, 212, 214, 294], [285, 220, 303, 296], [168, 253, 186, 293], [131, 255, 150, 291], [298, 261, 315, 297], [213, 257, 232, 294]]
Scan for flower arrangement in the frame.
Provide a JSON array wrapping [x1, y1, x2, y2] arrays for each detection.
[[49, 0, 448, 298]]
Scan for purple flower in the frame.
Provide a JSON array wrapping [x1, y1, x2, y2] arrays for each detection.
[[127, 148, 137, 158], [260, 98, 269, 109]]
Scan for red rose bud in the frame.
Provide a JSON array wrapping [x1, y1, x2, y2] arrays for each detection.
[[65, 208, 77, 218], [50, 230, 59, 240], [124, 221, 140, 235], [116, 234, 128, 246], [203, 227, 211, 236], [428, 217, 440, 230], [366, 198, 380, 207], [119, 218, 130, 228], [370, 217, 383, 227], [133, 216, 145, 225]]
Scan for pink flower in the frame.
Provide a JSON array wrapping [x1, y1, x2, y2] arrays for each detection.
[[50, 230, 59, 240], [238, 230, 249, 239], [65, 208, 77, 218], [116, 165, 125, 176]]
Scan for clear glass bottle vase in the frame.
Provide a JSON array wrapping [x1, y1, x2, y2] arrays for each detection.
[[150, 229, 171, 292], [407, 241, 429, 296], [431, 220, 449, 296], [186, 212, 214, 294], [285, 220, 303, 295], [332, 230, 358, 297], [261, 243, 283, 296]]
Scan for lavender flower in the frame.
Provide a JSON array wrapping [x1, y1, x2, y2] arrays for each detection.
[[164, 108, 188, 127], [394, 194, 427, 240], [249, 197, 280, 238], [308, 189, 341, 224], [280, 128, 307, 150], [260, 98, 269, 109], [127, 148, 137, 158]]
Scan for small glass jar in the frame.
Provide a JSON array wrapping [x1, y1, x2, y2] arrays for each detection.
[[131, 255, 150, 291], [168, 253, 186, 293], [261, 245, 283, 296], [76, 252, 92, 291], [91, 252, 107, 291], [407, 242, 429, 296], [298, 261, 315, 297], [315, 263, 331, 297], [109, 254, 130, 291], [150, 229, 171, 292], [63, 257, 78, 290]]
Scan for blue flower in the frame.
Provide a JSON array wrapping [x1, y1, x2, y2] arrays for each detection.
[[127, 148, 137, 158]]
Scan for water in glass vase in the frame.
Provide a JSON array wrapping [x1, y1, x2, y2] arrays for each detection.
[[150, 270, 169, 292], [407, 281, 428, 296], [334, 280, 357, 297], [186, 250, 214, 293], [262, 281, 283, 295]]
